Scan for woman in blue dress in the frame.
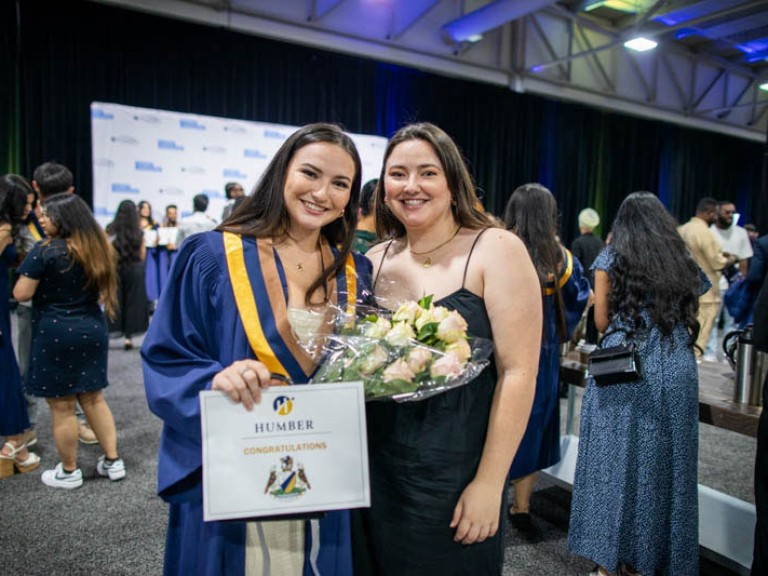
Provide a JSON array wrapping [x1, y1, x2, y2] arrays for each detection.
[[14, 192, 125, 488], [0, 174, 40, 478], [568, 192, 704, 576], [139, 200, 161, 307], [142, 123, 372, 576], [502, 183, 591, 530]]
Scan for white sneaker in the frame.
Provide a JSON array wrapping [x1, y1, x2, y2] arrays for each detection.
[[96, 455, 126, 481], [41, 463, 83, 490]]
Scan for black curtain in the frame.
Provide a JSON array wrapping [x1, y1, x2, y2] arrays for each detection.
[[5, 0, 765, 244]]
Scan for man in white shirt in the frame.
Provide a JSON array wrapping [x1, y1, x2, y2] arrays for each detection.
[[711, 201, 753, 276], [707, 200, 754, 358], [177, 194, 218, 246]]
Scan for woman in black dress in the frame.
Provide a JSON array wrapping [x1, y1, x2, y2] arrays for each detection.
[[107, 200, 149, 350], [363, 123, 542, 575], [14, 193, 125, 489]]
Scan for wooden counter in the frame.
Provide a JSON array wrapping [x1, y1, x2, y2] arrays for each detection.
[[560, 354, 762, 438]]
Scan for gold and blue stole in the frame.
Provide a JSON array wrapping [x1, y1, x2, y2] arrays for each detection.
[[543, 248, 573, 296], [223, 232, 358, 384], [27, 216, 45, 242]]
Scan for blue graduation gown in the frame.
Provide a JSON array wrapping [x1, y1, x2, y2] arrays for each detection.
[[509, 250, 591, 478], [142, 232, 372, 576]]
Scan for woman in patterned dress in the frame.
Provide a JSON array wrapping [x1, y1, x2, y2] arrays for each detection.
[[568, 192, 705, 575], [14, 193, 125, 489]]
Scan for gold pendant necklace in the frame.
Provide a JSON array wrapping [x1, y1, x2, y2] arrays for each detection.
[[409, 227, 461, 268], [273, 239, 321, 273]]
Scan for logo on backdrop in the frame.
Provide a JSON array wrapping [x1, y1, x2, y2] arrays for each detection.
[[91, 108, 114, 120], [158, 140, 184, 151], [111, 135, 138, 145], [181, 165, 206, 174], [263, 455, 311, 498], [223, 169, 247, 179], [158, 187, 185, 197], [111, 183, 140, 194], [224, 124, 248, 134], [244, 149, 268, 159], [179, 118, 206, 130], [94, 158, 115, 168], [203, 145, 227, 154], [133, 114, 160, 124], [264, 129, 287, 139], [199, 188, 224, 200], [135, 161, 162, 172]]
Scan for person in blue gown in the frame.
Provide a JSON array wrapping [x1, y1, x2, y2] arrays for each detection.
[[502, 183, 591, 530], [362, 123, 542, 575], [142, 123, 372, 576], [0, 174, 40, 476]]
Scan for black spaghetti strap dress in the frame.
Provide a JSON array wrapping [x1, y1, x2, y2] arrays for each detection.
[[361, 232, 504, 575]]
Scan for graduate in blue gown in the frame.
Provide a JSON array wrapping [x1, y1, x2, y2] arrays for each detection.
[[503, 183, 591, 528], [0, 175, 38, 474], [142, 123, 371, 576]]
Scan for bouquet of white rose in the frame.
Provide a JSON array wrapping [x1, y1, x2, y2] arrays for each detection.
[[310, 295, 493, 402]]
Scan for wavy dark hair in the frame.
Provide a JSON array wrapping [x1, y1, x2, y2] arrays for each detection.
[[0, 174, 32, 236], [374, 123, 499, 239], [219, 123, 362, 305], [503, 183, 567, 339], [138, 200, 157, 228], [42, 193, 118, 319], [107, 200, 144, 265], [607, 192, 700, 344]]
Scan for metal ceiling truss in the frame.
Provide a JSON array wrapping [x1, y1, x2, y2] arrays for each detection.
[[91, 0, 768, 139], [514, 6, 768, 127]]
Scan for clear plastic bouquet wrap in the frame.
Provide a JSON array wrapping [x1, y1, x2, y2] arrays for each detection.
[[310, 295, 493, 402]]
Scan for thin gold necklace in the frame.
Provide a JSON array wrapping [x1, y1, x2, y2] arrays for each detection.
[[273, 239, 321, 273], [408, 226, 461, 268]]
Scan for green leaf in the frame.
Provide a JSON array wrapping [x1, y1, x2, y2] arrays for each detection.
[[418, 294, 433, 309], [416, 322, 438, 341]]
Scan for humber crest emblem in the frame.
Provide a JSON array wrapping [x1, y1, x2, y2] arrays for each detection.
[[272, 395, 293, 416]]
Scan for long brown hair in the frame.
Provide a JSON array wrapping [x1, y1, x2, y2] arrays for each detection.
[[503, 183, 567, 340], [374, 123, 498, 239], [218, 123, 362, 304], [41, 193, 118, 319]]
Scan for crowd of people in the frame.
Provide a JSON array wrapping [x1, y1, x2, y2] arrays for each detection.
[[1, 122, 766, 575]]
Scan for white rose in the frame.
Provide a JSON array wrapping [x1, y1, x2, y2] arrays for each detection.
[[359, 345, 389, 375], [385, 321, 415, 347], [445, 338, 471, 362], [430, 305, 451, 322], [406, 347, 433, 374], [414, 304, 452, 332], [436, 311, 468, 343], [430, 352, 465, 379], [364, 317, 392, 339], [383, 359, 416, 383], [392, 301, 422, 326]]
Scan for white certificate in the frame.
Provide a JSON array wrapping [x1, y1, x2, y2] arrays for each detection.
[[157, 226, 178, 246], [143, 228, 159, 247], [200, 383, 369, 522]]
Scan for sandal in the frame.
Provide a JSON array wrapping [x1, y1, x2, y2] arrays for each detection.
[[0, 447, 13, 479], [0, 441, 41, 477]]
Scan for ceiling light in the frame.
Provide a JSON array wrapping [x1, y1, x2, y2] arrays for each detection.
[[760, 82, 768, 92], [465, 34, 483, 43], [624, 37, 658, 52]]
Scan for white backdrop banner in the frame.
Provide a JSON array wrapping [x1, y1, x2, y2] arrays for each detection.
[[91, 102, 388, 227]]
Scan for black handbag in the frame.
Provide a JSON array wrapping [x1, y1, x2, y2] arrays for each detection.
[[587, 330, 641, 386]]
